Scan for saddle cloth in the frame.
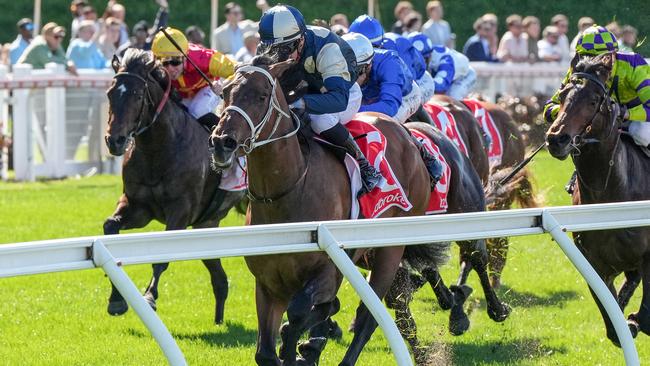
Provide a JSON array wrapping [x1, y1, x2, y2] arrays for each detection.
[[410, 129, 452, 214], [422, 101, 469, 156], [462, 98, 504, 167], [343, 115, 413, 219], [219, 156, 247, 191]]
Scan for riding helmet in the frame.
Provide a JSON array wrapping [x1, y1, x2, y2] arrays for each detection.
[[576, 25, 618, 56], [349, 15, 384, 47], [152, 27, 188, 59]]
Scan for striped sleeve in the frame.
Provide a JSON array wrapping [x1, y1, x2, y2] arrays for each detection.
[[628, 57, 650, 122], [208, 51, 236, 79]]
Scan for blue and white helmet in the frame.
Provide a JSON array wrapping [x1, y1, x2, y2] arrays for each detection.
[[259, 5, 306, 46], [408, 32, 434, 58], [349, 15, 384, 46]]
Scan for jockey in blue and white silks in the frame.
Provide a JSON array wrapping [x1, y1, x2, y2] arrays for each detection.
[[349, 15, 418, 123], [258, 5, 382, 194], [383, 32, 435, 104], [409, 32, 476, 100]]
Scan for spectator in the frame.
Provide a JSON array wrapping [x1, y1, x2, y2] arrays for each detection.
[[9, 18, 34, 65], [538, 25, 563, 62], [390, 1, 413, 34], [497, 14, 528, 62], [331, 24, 348, 36], [482, 13, 499, 57], [186, 26, 206, 46], [523, 16, 541, 62], [213, 2, 257, 56], [116, 0, 169, 55], [97, 17, 122, 60], [18, 22, 77, 75], [80, 6, 101, 36], [569, 16, 595, 57], [402, 11, 422, 35], [70, 0, 87, 39], [102, 2, 129, 46], [421, 1, 452, 48], [66, 20, 106, 69], [550, 14, 570, 62], [606, 21, 622, 39], [463, 16, 498, 62], [620, 25, 638, 52], [256, 0, 270, 14], [330, 14, 349, 29], [312, 19, 329, 28], [235, 31, 259, 63]]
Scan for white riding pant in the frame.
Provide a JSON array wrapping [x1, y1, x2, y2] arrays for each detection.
[[447, 68, 477, 100], [416, 71, 436, 105], [182, 85, 222, 119], [394, 81, 422, 124], [627, 121, 650, 147], [309, 82, 362, 134]]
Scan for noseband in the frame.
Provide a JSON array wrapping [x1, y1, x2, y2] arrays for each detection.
[[112, 68, 171, 137], [221, 65, 299, 154]]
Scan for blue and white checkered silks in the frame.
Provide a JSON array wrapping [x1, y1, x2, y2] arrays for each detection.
[[259, 5, 306, 45]]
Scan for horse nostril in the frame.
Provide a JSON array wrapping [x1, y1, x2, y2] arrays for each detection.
[[548, 133, 570, 146], [116, 136, 127, 145], [223, 137, 237, 151]]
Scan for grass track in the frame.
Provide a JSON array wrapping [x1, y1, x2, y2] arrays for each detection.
[[0, 151, 647, 365]]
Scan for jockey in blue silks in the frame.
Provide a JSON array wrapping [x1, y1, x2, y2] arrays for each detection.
[[342, 28, 444, 187], [383, 32, 436, 104], [408, 31, 477, 100], [258, 5, 382, 194]]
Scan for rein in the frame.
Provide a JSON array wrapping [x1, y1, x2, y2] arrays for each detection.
[[568, 71, 621, 193], [112, 68, 172, 137], [222, 65, 308, 204]]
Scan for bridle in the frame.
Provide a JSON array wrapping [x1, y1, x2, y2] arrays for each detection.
[[111, 67, 171, 138], [221, 65, 300, 154], [567, 71, 622, 193]]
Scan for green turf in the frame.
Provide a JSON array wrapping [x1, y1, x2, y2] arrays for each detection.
[[0, 151, 647, 365]]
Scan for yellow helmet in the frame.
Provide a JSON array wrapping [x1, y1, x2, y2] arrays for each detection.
[[152, 27, 188, 59]]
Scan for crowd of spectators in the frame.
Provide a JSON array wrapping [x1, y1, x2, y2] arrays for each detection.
[[0, 0, 643, 74]]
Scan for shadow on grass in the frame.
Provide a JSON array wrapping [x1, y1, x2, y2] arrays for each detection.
[[127, 321, 257, 348], [499, 285, 579, 308], [451, 337, 567, 365]]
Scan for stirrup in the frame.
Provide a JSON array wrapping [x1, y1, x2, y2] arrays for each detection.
[[565, 170, 577, 195]]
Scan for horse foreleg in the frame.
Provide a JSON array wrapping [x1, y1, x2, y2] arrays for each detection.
[[630, 259, 650, 337], [459, 240, 510, 323], [143, 263, 170, 310], [618, 270, 641, 311], [103, 195, 152, 316], [587, 279, 638, 346], [255, 282, 286, 366], [486, 237, 509, 289], [341, 246, 404, 366], [420, 267, 454, 310], [202, 259, 228, 325]]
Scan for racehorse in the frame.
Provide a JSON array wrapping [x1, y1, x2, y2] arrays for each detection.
[[209, 55, 447, 365], [103, 49, 244, 324], [545, 52, 650, 345]]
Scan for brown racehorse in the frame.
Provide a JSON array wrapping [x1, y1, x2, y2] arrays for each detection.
[[104, 49, 244, 324], [546, 53, 650, 345], [210, 56, 449, 365]]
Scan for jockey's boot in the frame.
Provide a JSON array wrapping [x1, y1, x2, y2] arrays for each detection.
[[565, 170, 578, 195], [197, 113, 219, 131], [412, 136, 444, 188]]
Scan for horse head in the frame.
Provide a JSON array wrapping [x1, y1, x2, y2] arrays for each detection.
[[210, 56, 295, 169], [105, 49, 167, 156], [545, 53, 617, 160]]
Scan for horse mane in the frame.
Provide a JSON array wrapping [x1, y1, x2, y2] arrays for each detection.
[[120, 48, 180, 102], [246, 55, 306, 103], [575, 53, 613, 77]]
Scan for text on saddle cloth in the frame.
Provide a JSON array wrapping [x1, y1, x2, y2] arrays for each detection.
[[422, 102, 469, 156], [462, 98, 504, 168], [410, 129, 451, 214]]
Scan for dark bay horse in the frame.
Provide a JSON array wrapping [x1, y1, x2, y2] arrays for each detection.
[[104, 49, 244, 324], [210, 56, 447, 365], [546, 52, 650, 345]]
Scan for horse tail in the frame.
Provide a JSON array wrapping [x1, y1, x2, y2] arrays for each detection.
[[403, 242, 451, 273], [513, 168, 540, 208], [484, 167, 541, 209]]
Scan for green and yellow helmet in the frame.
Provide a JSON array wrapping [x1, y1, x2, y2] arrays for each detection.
[[576, 25, 618, 56]]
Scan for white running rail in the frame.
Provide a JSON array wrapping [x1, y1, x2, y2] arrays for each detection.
[[1, 201, 648, 366]]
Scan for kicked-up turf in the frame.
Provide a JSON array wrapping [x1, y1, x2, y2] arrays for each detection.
[[0, 151, 647, 365]]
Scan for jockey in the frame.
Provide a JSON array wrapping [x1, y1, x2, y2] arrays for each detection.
[[151, 27, 235, 129], [543, 25, 650, 193], [257, 5, 382, 195], [348, 15, 419, 124], [383, 32, 436, 104], [410, 31, 476, 100], [343, 31, 444, 187], [544, 25, 650, 146]]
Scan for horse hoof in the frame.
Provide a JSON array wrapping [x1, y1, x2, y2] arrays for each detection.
[[327, 320, 343, 340], [298, 337, 326, 365], [143, 294, 157, 311], [107, 300, 128, 316], [488, 302, 511, 322], [449, 308, 470, 336], [295, 357, 315, 366], [628, 321, 640, 339], [278, 322, 290, 358]]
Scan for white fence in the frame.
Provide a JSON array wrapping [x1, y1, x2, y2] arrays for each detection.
[[1, 201, 648, 366]]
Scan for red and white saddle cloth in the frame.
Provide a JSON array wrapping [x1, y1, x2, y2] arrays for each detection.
[[410, 129, 452, 214], [218, 156, 248, 191], [422, 101, 468, 157], [462, 99, 503, 168], [343, 116, 413, 219]]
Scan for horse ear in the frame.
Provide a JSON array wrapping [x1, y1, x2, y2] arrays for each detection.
[[111, 55, 121, 73], [603, 52, 615, 70], [145, 57, 156, 71], [268, 59, 296, 79]]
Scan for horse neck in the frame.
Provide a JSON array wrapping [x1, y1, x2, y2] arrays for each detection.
[[134, 97, 188, 156], [247, 115, 306, 201]]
